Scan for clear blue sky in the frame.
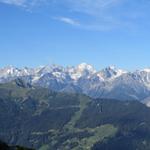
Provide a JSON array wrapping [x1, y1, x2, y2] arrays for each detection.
[[0, 0, 150, 70]]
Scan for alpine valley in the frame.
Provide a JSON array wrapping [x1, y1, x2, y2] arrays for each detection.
[[1, 64, 150, 150]]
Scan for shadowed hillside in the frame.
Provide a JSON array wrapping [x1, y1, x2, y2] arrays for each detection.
[[0, 80, 150, 149]]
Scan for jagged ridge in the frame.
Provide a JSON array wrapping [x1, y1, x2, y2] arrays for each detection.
[[1, 63, 150, 103]]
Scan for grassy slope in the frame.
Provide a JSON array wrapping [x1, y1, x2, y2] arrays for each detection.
[[38, 95, 117, 150], [0, 80, 30, 99], [0, 81, 117, 150]]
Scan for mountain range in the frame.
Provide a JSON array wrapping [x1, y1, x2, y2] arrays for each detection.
[[1, 63, 150, 105]]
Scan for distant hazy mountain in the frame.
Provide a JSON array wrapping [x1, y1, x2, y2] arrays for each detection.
[[1, 63, 150, 103]]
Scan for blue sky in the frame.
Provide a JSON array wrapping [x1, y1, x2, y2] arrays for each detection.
[[0, 0, 150, 70]]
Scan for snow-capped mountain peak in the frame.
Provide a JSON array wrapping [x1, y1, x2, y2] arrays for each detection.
[[96, 66, 126, 81], [67, 63, 96, 80], [1, 64, 150, 102], [0, 66, 19, 77], [142, 68, 150, 73], [77, 63, 96, 73]]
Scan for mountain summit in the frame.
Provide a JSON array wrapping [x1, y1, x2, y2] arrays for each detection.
[[1, 64, 150, 102]]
